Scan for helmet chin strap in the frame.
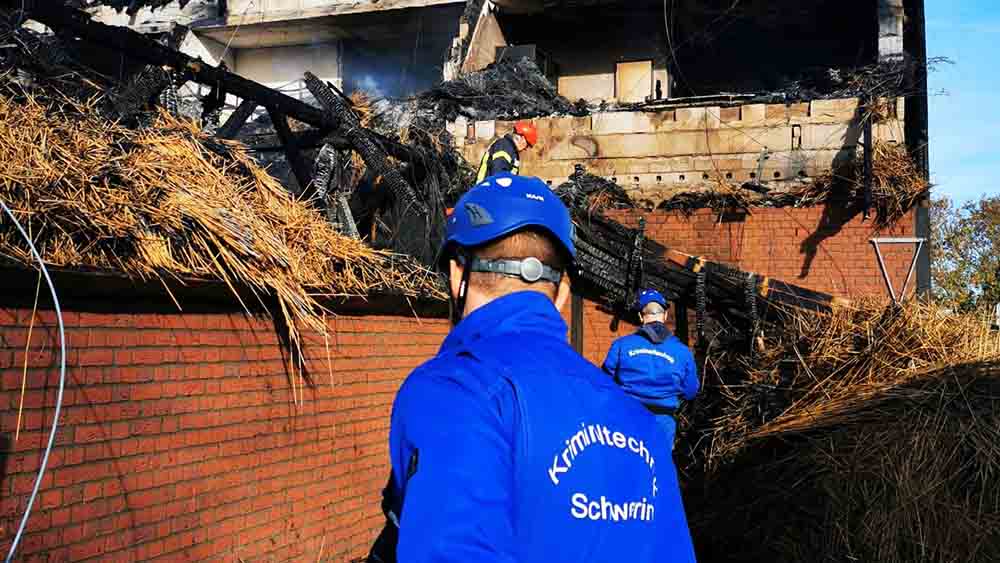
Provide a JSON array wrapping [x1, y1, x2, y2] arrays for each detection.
[[448, 251, 564, 325], [449, 252, 473, 326]]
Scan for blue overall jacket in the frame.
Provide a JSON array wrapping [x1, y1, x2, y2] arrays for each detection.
[[602, 323, 699, 444], [388, 291, 696, 563]]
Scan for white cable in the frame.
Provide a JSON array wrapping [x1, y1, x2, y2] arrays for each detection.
[[1, 198, 66, 563]]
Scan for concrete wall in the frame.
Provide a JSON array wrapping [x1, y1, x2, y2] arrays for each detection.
[[461, 11, 507, 74], [234, 42, 342, 93], [452, 97, 906, 205], [224, 0, 464, 25], [181, 33, 235, 69]]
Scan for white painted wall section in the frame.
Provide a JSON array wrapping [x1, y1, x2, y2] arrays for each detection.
[[234, 42, 342, 93]]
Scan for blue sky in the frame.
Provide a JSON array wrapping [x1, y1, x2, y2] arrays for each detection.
[[927, 0, 1000, 203]]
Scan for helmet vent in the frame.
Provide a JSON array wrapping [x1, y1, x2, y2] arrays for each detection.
[[464, 203, 494, 226]]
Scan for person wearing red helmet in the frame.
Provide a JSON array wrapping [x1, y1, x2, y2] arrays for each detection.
[[475, 120, 538, 183]]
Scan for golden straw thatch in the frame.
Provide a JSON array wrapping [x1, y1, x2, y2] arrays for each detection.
[[794, 140, 929, 226], [0, 85, 444, 361], [680, 301, 1000, 563]]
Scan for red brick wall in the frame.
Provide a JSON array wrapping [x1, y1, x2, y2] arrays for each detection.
[[604, 207, 917, 298], [580, 206, 918, 364], [0, 306, 448, 562]]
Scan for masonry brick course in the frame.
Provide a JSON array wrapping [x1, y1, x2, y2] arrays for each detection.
[[1, 201, 918, 560], [579, 206, 917, 365], [0, 305, 449, 562]]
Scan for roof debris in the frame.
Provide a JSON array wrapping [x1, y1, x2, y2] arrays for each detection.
[[417, 57, 588, 122], [68, 0, 199, 14], [0, 79, 444, 359], [621, 56, 950, 112], [680, 300, 1000, 563]]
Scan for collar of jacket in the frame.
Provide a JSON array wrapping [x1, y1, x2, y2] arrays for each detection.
[[637, 321, 672, 344], [440, 290, 567, 353]]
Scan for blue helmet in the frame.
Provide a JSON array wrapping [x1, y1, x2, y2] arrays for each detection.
[[438, 173, 576, 273], [637, 288, 667, 310]]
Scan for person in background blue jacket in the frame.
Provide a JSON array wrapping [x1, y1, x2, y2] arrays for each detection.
[[376, 173, 696, 563], [603, 289, 700, 450]]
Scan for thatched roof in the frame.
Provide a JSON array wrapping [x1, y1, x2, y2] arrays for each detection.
[[679, 301, 1000, 563], [0, 83, 444, 360]]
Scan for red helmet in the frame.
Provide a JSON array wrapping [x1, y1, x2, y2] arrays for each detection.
[[514, 120, 538, 146]]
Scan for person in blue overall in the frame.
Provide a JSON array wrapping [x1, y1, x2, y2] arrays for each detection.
[[373, 173, 696, 563], [602, 289, 700, 450]]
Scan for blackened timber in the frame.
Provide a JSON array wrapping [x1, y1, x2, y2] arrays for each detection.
[[165, 24, 188, 49], [312, 145, 338, 202], [10, 2, 338, 131], [862, 105, 874, 220], [904, 0, 932, 295], [572, 212, 842, 326], [217, 99, 258, 139], [243, 129, 343, 152], [303, 72, 426, 214], [675, 301, 689, 345], [268, 108, 314, 196], [571, 293, 584, 353], [106, 65, 172, 122], [242, 128, 424, 168]]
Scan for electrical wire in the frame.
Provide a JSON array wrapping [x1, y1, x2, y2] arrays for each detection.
[[663, 0, 692, 96], [220, 0, 256, 63], [1, 198, 67, 563]]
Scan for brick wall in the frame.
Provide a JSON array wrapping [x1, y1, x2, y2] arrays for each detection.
[[0, 201, 919, 559], [0, 302, 448, 562], [605, 207, 917, 298], [578, 206, 918, 364]]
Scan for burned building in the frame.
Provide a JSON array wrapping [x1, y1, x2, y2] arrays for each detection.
[[0, 2, 953, 563], [88, 0, 466, 98], [448, 1, 929, 307]]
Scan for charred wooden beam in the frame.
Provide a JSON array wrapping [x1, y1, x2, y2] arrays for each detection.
[[312, 145, 360, 238], [572, 213, 844, 331], [106, 65, 172, 122], [660, 248, 845, 314], [165, 23, 187, 49], [862, 102, 874, 221], [268, 108, 314, 196], [303, 71, 427, 214], [9, 1, 338, 130], [242, 128, 423, 167], [242, 129, 341, 152], [217, 98, 258, 139], [312, 144, 338, 203], [675, 301, 689, 344]]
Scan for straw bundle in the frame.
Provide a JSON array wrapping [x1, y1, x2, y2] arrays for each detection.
[[857, 141, 929, 225], [793, 140, 929, 226], [680, 301, 1000, 563], [0, 85, 444, 362]]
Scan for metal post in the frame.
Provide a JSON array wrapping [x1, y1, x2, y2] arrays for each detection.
[[674, 301, 689, 345], [571, 293, 584, 354], [862, 103, 873, 221], [903, 0, 932, 296]]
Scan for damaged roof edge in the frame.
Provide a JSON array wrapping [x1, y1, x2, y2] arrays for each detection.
[[193, 0, 465, 31]]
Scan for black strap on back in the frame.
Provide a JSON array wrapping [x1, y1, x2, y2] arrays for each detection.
[[468, 256, 563, 284], [365, 448, 419, 563]]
